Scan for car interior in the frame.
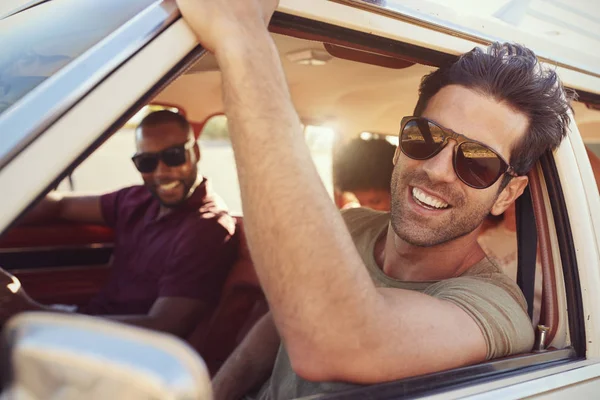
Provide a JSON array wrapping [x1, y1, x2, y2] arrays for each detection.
[[1, 26, 600, 385]]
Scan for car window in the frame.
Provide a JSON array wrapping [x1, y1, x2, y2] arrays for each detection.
[[198, 115, 335, 214], [0, 0, 157, 162], [57, 111, 336, 215], [55, 104, 181, 194]]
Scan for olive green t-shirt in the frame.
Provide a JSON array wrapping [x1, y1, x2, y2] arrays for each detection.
[[257, 208, 534, 400]]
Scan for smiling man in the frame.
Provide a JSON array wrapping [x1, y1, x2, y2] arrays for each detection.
[[176, 1, 575, 399], [0, 110, 237, 339]]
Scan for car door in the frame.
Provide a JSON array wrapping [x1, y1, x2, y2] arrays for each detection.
[[0, 0, 204, 307], [2, 0, 600, 397], [273, 0, 600, 398]]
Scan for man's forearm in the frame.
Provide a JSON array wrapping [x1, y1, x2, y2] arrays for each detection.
[[30, 304, 173, 335], [212, 313, 280, 400], [18, 194, 62, 225], [104, 314, 161, 329], [215, 34, 380, 360], [31, 304, 160, 331]]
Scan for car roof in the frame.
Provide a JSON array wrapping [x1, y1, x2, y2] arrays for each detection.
[[155, 32, 600, 143], [335, 0, 600, 80]]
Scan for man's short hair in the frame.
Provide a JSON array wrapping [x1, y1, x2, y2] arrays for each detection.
[[414, 42, 576, 185], [334, 138, 397, 192], [138, 109, 192, 137]]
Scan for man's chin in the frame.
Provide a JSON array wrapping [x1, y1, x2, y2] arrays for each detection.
[[392, 219, 478, 248], [393, 226, 443, 247], [157, 195, 186, 208], [149, 190, 186, 209]]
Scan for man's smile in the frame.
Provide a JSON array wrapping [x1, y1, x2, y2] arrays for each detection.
[[156, 181, 183, 197], [410, 186, 451, 211]]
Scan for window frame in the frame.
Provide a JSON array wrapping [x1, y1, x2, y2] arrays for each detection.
[[0, 16, 204, 235], [0, 0, 174, 170], [266, 10, 590, 397], [0, 3, 596, 395]]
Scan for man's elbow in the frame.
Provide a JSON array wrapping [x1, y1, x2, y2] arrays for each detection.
[[160, 319, 198, 338], [288, 345, 338, 382], [286, 339, 415, 384], [286, 340, 364, 382], [137, 316, 194, 338]]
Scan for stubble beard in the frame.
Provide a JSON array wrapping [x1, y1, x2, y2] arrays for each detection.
[[148, 169, 198, 209], [389, 167, 494, 247]]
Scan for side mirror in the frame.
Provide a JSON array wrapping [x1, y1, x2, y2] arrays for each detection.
[[0, 312, 212, 399]]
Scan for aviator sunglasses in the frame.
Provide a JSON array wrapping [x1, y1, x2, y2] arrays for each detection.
[[131, 139, 195, 173], [399, 116, 517, 189]]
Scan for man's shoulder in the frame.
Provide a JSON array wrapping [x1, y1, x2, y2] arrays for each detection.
[[426, 258, 534, 358], [181, 194, 236, 239], [103, 185, 151, 205], [340, 207, 389, 233], [431, 257, 528, 312]]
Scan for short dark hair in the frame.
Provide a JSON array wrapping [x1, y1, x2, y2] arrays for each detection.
[[414, 42, 576, 185], [334, 138, 397, 192], [138, 109, 191, 136]]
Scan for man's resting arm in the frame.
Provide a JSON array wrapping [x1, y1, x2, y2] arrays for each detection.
[[20, 193, 105, 225], [212, 312, 280, 400]]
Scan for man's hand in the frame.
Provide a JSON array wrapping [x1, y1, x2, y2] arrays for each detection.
[[176, 0, 279, 54], [0, 268, 39, 324]]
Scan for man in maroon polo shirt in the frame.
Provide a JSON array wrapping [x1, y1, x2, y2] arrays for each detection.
[[0, 110, 237, 338]]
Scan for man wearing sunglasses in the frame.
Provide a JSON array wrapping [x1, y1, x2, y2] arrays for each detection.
[[0, 110, 237, 339], [178, 1, 574, 399]]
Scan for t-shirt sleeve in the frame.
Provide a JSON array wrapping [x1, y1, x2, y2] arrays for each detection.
[[158, 220, 235, 305], [424, 275, 535, 359]]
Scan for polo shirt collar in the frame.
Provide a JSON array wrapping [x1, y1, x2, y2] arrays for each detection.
[[153, 177, 211, 221]]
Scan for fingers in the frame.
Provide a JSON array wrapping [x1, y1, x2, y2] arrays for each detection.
[[176, 0, 279, 49], [0, 268, 15, 286]]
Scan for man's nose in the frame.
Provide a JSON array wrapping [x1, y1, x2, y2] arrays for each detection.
[[421, 142, 458, 184], [153, 159, 173, 177]]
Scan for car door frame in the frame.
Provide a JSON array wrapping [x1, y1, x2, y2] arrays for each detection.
[[2, 0, 600, 397], [0, 1, 204, 234]]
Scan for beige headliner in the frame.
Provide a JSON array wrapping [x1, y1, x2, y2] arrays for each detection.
[[154, 33, 600, 142]]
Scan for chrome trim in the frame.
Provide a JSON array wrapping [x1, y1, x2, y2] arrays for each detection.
[[0, 243, 114, 254], [8, 264, 111, 274], [330, 0, 600, 80], [0, 0, 180, 170], [0, 0, 52, 20]]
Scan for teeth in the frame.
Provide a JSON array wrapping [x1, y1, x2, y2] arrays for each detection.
[[159, 181, 179, 190], [412, 187, 449, 209]]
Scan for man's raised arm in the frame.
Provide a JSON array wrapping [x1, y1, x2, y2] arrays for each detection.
[[177, 0, 491, 383]]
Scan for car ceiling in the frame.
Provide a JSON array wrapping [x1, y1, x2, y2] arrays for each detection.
[[154, 33, 600, 142]]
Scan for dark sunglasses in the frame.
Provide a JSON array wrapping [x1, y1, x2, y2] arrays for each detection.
[[131, 140, 195, 173], [399, 116, 517, 189]]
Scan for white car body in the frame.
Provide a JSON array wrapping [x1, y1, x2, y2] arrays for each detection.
[[1, 0, 600, 398]]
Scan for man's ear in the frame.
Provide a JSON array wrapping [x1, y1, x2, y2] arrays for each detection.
[[193, 143, 200, 164], [393, 147, 401, 165], [491, 176, 529, 216]]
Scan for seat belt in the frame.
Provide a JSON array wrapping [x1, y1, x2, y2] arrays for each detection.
[[515, 185, 537, 320]]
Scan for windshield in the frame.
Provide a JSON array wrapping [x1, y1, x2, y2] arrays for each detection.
[[345, 0, 600, 78], [0, 0, 157, 116]]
